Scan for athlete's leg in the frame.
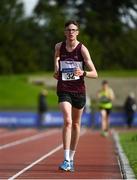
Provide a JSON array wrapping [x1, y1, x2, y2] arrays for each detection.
[[106, 111, 110, 131], [70, 107, 84, 151], [59, 101, 72, 151], [58, 101, 72, 171], [101, 109, 108, 131]]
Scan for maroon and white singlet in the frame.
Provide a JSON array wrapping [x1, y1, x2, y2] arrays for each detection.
[[57, 42, 86, 94]]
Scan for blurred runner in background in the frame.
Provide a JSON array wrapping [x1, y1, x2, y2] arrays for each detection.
[[97, 80, 115, 137], [124, 92, 137, 128], [37, 89, 48, 128]]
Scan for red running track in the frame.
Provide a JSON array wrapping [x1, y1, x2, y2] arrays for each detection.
[[0, 128, 122, 179]]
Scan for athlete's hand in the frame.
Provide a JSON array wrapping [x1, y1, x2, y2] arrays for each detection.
[[74, 68, 84, 77], [53, 71, 59, 79]]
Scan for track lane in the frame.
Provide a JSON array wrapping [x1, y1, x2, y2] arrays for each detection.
[[0, 129, 62, 179], [0, 129, 58, 150], [0, 128, 9, 134], [9, 129, 86, 179], [0, 129, 39, 145], [0, 129, 122, 179], [8, 144, 63, 180], [17, 130, 122, 179], [0, 128, 36, 139]]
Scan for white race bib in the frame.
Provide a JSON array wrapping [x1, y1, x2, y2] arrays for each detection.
[[60, 60, 82, 81], [62, 68, 79, 81]]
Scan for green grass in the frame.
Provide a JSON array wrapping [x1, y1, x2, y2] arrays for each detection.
[[0, 74, 58, 111], [0, 70, 137, 110], [119, 131, 137, 178]]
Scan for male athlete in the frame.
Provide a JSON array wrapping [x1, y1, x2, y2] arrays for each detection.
[[54, 20, 98, 171]]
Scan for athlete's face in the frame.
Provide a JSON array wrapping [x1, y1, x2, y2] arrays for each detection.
[[102, 83, 108, 90], [64, 24, 79, 41]]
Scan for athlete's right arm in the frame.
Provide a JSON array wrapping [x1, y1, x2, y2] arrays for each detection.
[[53, 42, 62, 79], [109, 88, 115, 101]]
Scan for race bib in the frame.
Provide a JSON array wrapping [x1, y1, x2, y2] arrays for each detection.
[[60, 60, 82, 81], [62, 68, 79, 81]]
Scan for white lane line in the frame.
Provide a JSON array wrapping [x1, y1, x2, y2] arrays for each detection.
[[0, 129, 58, 150], [8, 128, 87, 180], [0, 129, 35, 139], [8, 144, 63, 180]]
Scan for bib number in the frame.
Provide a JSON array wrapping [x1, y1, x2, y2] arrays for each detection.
[[62, 68, 79, 81]]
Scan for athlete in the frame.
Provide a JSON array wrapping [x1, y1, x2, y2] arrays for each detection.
[[97, 80, 115, 137], [53, 20, 98, 172]]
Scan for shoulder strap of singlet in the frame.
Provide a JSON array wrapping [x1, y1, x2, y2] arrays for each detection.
[[60, 42, 82, 51], [59, 42, 83, 58], [75, 42, 84, 59], [77, 42, 82, 49], [59, 42, 65, 52]]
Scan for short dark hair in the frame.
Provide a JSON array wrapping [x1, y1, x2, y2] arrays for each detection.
[[102, 80, 108, 85], [65, 20, 79, 29]]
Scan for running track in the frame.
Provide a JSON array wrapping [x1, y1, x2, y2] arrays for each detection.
[[0, 128, 122, 180]]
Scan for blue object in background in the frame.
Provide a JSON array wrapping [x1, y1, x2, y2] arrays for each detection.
[[0, 111, 92, 128], [0, 111, 137, 128], [0, 112, 37, 127], [42, 112, 92, 127], [93, 112, 137, 127]]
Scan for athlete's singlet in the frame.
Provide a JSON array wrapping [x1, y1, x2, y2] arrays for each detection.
[[57, 42, 85, 94]]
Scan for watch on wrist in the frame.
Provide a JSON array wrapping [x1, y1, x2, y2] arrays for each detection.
[[83, 71, 87, 77]]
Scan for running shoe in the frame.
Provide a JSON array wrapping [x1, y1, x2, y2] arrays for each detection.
[[70, 160, 75, 172], [101, 131, 108, 137], [59, 160, 71, 171]]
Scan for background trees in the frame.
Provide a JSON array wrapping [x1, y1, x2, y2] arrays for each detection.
[[0, 0, 137, 74]]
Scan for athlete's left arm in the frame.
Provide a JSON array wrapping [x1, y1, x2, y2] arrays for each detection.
[[80, 45, 98, 78], [74, 45, 98, 78]]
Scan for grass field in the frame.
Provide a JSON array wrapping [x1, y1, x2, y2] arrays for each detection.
[[0, 74, 58, 111], [119, 131, 137, 178], [0, 70, 137, 110]]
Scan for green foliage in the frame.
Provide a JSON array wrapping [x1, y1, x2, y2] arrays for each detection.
[[0, 0, 137, 74], [119, 132, 137, 178]]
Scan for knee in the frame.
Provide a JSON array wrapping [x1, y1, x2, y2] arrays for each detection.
[[72, 122, 80, 129], [64, 118, 72, 128]]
